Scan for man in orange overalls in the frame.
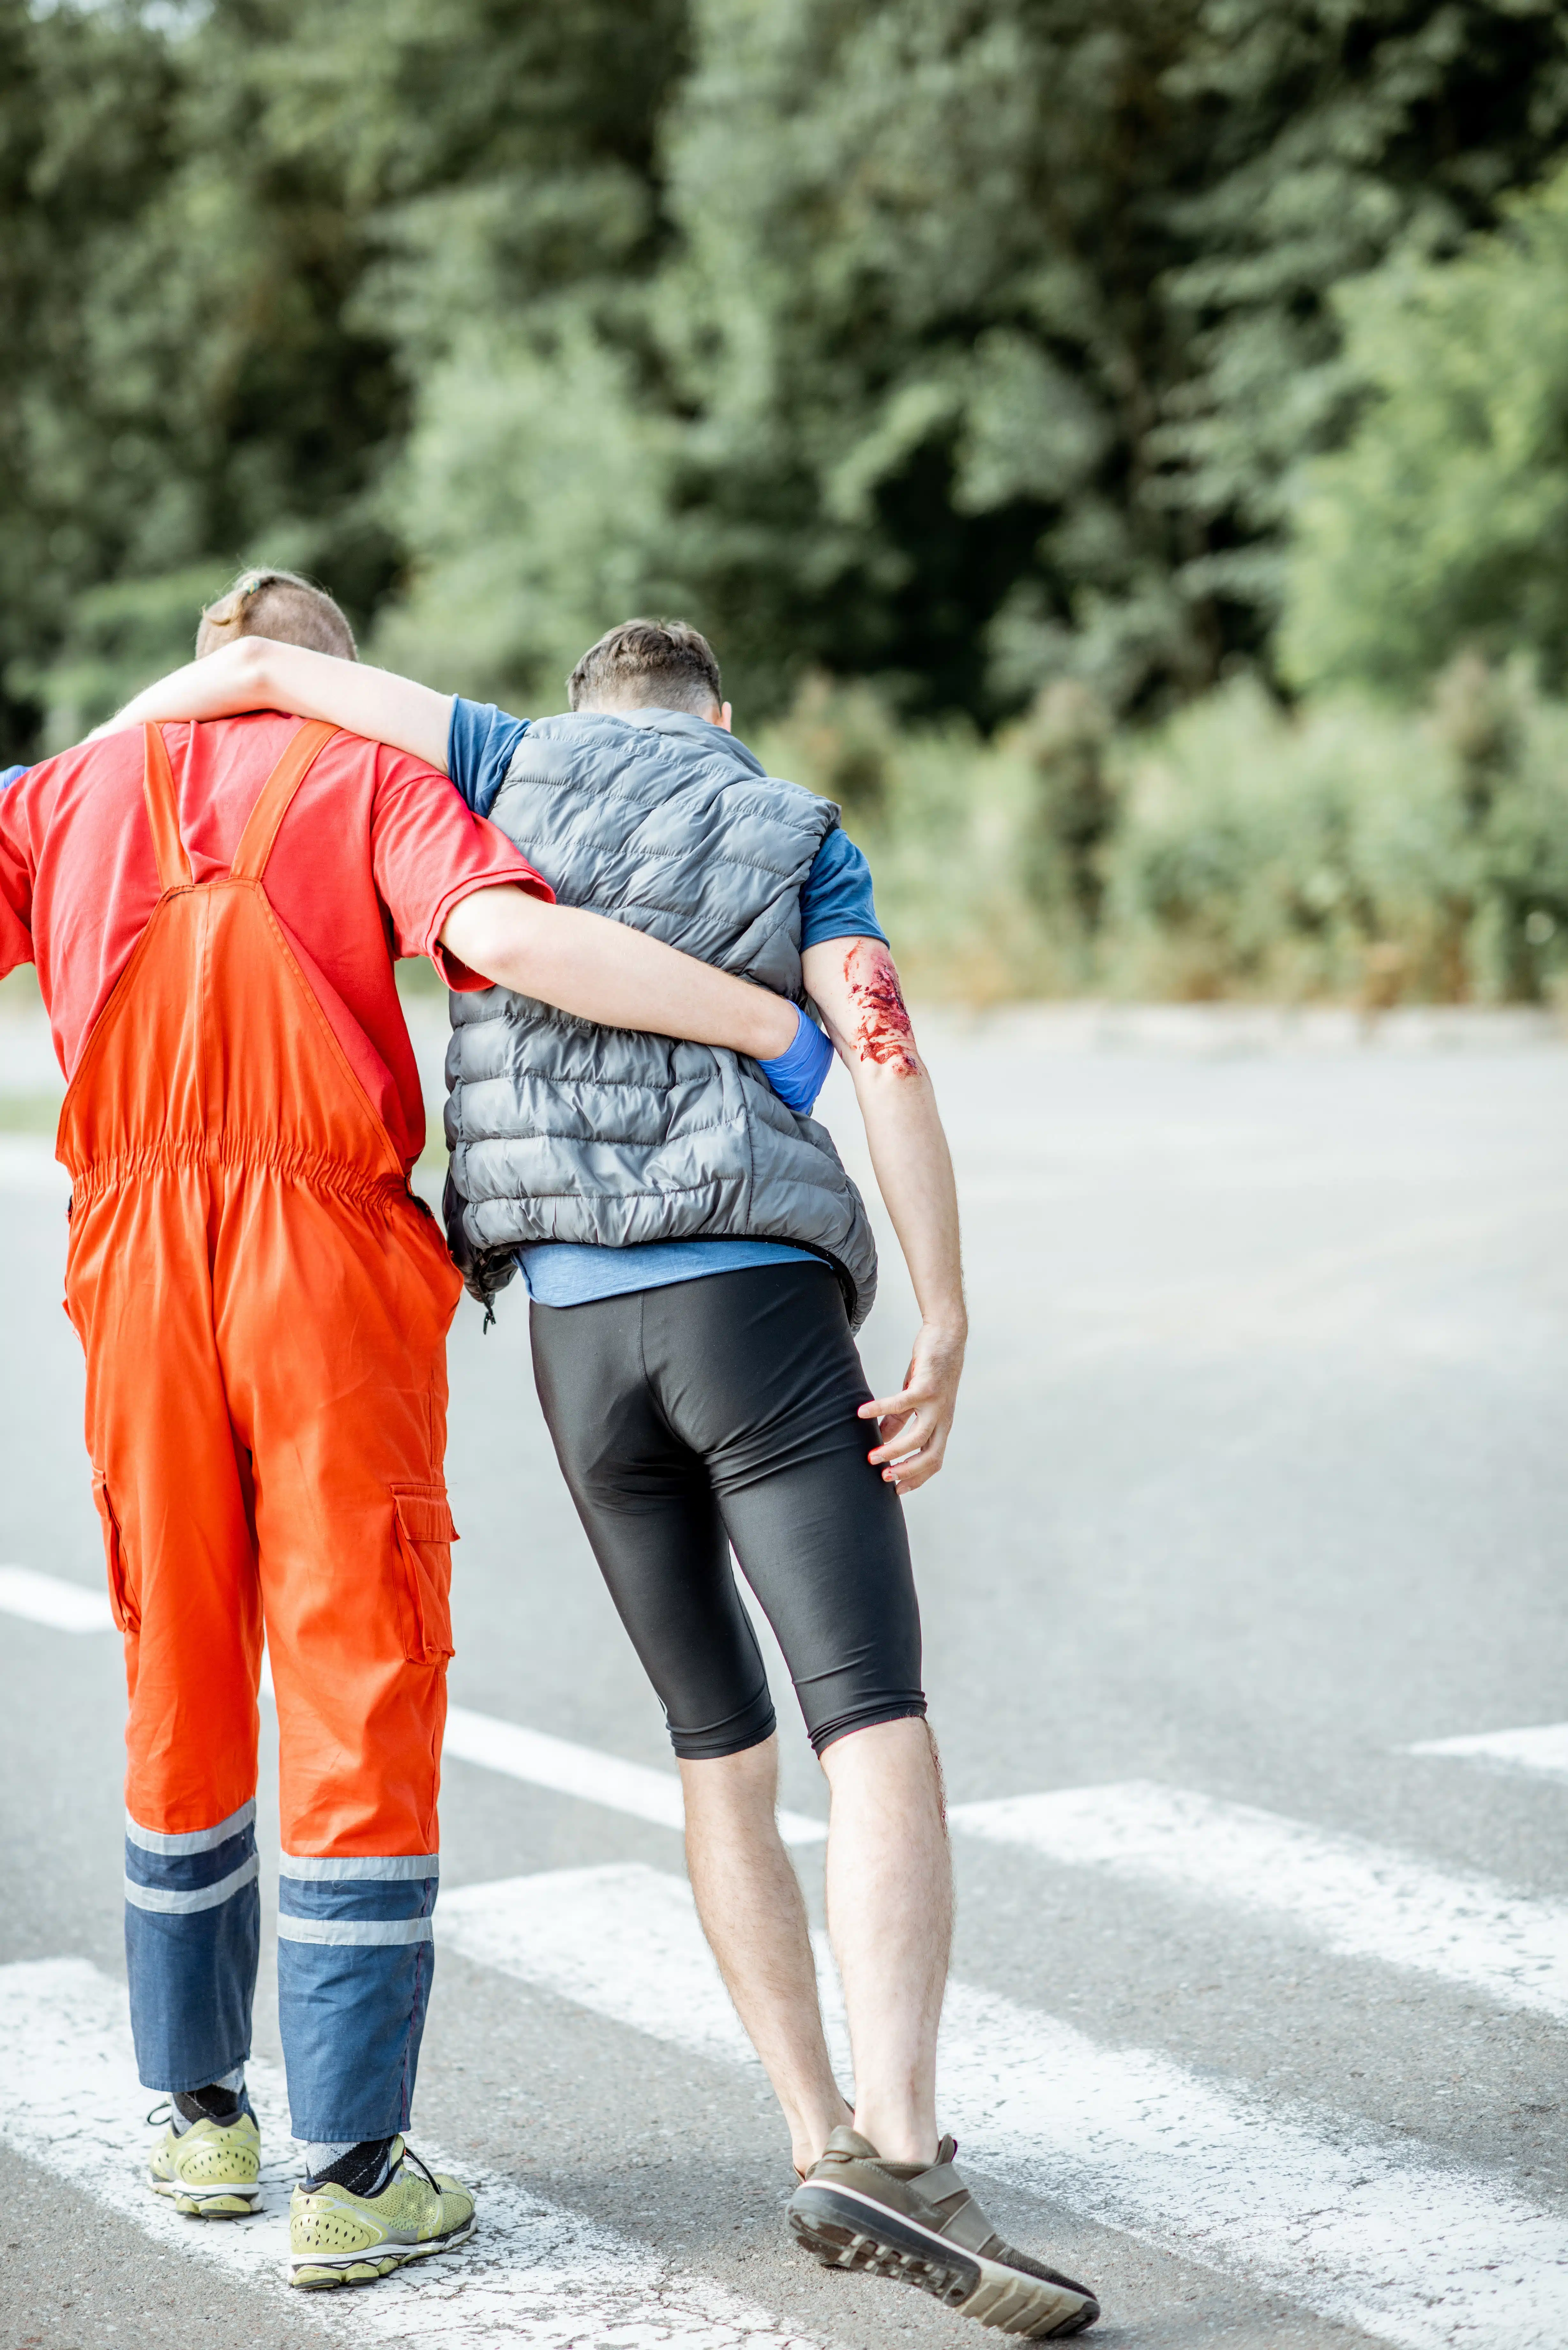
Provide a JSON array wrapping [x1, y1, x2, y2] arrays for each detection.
[[0, 571, 799, 2286]]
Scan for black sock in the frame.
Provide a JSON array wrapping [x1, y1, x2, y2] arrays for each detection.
[[173, 2083, 243, 2127], [307, 2137, 396, 2198]]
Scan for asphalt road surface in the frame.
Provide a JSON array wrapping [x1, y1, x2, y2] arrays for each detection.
[[2, 997, 1567, 2350]]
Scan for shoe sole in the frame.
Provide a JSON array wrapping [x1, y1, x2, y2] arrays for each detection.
[[290, 2211, 476, 2289], [788, 2185, 1097, 2339], [148, 2175, 260, 2219]]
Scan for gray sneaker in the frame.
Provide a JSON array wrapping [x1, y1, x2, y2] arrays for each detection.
[[787, 2128, 1098, 2339]]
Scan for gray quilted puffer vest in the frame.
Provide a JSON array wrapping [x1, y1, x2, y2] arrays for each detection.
[[443, 707, 879, 1327]]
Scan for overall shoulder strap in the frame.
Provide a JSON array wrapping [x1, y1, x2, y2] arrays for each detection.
[[228, 720, 340, 883], [141, 724, 194, 892]]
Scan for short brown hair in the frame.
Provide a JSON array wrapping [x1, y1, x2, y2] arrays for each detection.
[[196, 568, 357, 661], [568, 618, 720, 716]]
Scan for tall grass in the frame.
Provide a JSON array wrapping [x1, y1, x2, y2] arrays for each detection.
[[753, 660, 1568, 1006]]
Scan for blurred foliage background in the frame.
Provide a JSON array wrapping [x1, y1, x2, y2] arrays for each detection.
[[9, 0, 1568, 1000]]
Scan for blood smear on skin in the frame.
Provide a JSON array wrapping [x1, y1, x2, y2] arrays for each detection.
[[846, 942, 920, 1074]]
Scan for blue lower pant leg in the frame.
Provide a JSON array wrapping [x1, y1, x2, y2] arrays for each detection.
[[124, 1799, 260, 2094], [276, 1855, 438, 2143]]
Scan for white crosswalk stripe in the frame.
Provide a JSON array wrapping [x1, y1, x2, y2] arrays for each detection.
[[1406, 1722, 1568, 1780], [444, 1705, 826, 1846], [948, 1779, 1568, 2017], [0, 1584, 833, 1843], [0, 1564, 114, 1632], [8, 1574, 1565, 2018], [444, 1867, 762, 2068], [0, 1956, 820, 2350], [9, 1583, 1568, 2341], [442, 1862, 1568, 2350]]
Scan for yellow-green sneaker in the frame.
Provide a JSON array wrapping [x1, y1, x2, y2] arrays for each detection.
[[147, 2108, 262, 2217], [289, 2137, 475, 2288]]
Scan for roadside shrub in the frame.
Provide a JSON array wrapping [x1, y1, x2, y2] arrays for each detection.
[[1110, 666, 1568, 1004], [756, 663, 1568, 1006], [754, 691, 1068, 1002], [1007, 682, 1118, 953], [1104, 680, 1441, 1001]]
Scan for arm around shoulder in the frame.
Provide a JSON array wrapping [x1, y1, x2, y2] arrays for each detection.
[[439, 886, 798, 1061], [96, 641, 455, 772]]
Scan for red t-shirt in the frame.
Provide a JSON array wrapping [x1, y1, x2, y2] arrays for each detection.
[[0, 713, 549, 1175]]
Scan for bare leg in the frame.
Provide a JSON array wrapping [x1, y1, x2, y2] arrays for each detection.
[[680, 1735, 852, 2174], [821, 1717, 951, 2164]]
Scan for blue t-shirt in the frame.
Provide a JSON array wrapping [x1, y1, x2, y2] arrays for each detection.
[[0, 765, 27, 792], [447, 698, 885, 1309]]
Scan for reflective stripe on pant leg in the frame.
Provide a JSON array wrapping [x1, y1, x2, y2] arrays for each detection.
[[275, 1855, 438, 2142], [124, 1800, 260, 2093]]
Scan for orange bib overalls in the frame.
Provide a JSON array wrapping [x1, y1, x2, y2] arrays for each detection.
[[61, 721, 463, 2140]]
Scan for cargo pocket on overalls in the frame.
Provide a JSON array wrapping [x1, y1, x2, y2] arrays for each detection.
[[91, 1471, 139, 1634], [392, 1486, 458, 1664]]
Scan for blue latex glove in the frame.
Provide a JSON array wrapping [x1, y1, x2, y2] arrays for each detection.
[[758, 1002, 835, 1115]]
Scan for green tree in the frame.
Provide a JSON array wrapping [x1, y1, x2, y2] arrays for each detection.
[[1282, 161, 1568, 697], [1, 0, 690, 743], [0, 0, 182, 746], [0, 0, 410, 751], [8, 1, 1568, 750], [297, 0, 692, 702], [1148, 0, 1568, 659], [387, 0, 1210, 716], [383, 0, 1568, 723]]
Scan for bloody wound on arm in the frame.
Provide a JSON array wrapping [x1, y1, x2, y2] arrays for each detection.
[[843, 940, 922, 1075]]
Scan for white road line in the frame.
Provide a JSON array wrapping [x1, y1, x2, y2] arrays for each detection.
[[942, 1976, 1568, 2350], [443, 1704, 827, 1847], [0, 1563, 114, 1632], [0, 1956, 818, 2350], [444, 1866, 760, 2066], [1407, 1723, 1568, 1779], [70, 1638, 830, 1856], [948, 1779, 1568, 2019], [13, 1555, 1553, 2027], [442, 1862, 1568, 2350]]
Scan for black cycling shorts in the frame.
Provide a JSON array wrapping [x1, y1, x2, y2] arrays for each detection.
[[529, 1259, 925, 1759]]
